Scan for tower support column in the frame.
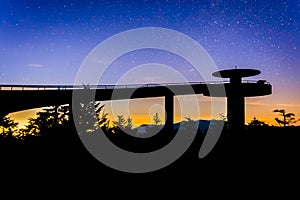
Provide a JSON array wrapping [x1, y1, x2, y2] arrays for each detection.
[[227, 95, 245, 132], [165, 93, 174, 133]]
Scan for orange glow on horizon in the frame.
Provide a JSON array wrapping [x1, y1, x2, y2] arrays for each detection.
[[6, 96, 300, 129]]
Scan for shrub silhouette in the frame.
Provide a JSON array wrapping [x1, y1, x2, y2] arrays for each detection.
[[248, 117, 268, 127]]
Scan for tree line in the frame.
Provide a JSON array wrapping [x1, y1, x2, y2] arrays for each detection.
[[0, 102, 166, 142], [248, 109, 300, 128], [0, 104, 299, 142]]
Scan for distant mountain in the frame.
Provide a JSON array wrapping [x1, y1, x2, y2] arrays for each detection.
[[174, 119, 211, 131], [134, 124, 164, 138], [133, 119, 224, 137]]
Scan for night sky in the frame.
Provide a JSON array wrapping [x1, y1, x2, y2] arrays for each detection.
[[1, 0, 299, 126]]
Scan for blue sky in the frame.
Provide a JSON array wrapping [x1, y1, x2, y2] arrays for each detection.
[[1, 0, 299, 125]]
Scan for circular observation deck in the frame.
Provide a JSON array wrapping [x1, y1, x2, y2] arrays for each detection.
[[212, 69, 261, 78]]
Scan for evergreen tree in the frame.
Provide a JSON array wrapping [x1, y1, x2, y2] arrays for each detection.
[[0, 116, 18, 138], [125, 116, 133, 132], [273, 109, 299, 127], [116, 115, 126, 129], [153, 112, 161, 126]]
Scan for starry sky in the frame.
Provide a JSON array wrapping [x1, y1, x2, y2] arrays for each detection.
[[1, 0, 300, 126]]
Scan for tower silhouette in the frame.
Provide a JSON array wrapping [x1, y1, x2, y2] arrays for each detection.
[[207, 68, 272, 131]]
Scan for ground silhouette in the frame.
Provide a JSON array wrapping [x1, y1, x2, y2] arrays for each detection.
[[1, 120, 299, 179], [1, 104, 299, 190]]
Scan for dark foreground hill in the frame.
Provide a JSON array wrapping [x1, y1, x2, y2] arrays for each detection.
[[1, 125, 299, 187]]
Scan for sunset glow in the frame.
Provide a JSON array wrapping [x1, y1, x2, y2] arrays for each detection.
[[8, 95, 300, 129]]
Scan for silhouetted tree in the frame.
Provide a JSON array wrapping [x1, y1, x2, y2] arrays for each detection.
[[273, 109, 299, 127], [219, 113, 227, 121], [248, 117, 268, 127], [125, 116, 133, 131], [78, 101, 104, 133], [41, 105, 60, 127], [115, 115, 126, 129], [181, 117, 198, 130], [142, 112, 163, 135], [98, 109, 114, 133], [76, 84, 114, 134], [13, 127, 40, 141], [14, 128, 27, 140], [152, 112, 161, 126], [0, 116, 18, 139], [24, 105, 71, 135], [219, 113, 230, 130], [58, 105, 70, 126], [24, 117, 42, 135]]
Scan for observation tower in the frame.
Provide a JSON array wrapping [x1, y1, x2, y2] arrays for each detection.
[[205, 68, 272, 131]]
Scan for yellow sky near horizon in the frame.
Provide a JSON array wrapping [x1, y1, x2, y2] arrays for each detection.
[[7, 95, 300, 129]]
